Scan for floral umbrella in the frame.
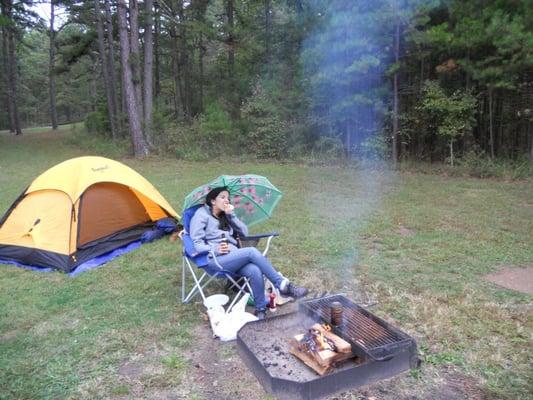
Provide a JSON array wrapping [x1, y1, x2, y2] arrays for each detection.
[[182, 174, 283, 227]]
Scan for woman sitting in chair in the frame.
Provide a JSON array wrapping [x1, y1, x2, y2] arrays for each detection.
[[190, 186, 308, 320]]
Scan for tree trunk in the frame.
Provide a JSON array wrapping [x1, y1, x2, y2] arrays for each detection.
[[143, 0, 154, 146], [465, 48, 471, 91], [527, 121, 533, 163], [193, 0, 208, 115], [1, 22, 15, 133], [2, 0, 21, 135], [449, 139, 454, 167], [104, 0, 121, 136], [129, 0, 143, 121], [419, 55, 424, 93], [226, 0, 238, 117], [154, 1, 161, 100], [391, 16, 400, 165], [198, 30, 205, 114], [49, 0, 58, 130], [264, 0, 271, 76], [90, 62, 98, 112], [7, 11, 21, 134], [117, 0, 148, 158], [497, 96, 504, 157], [95, 0, 118, 139], [177, 0, 191, 119], [488, 87, 495, 159], [345, 122, 353, 157], [169, 24, 183, 119]]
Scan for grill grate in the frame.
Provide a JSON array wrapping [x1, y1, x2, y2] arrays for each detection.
[[301, 294, 413, 361]]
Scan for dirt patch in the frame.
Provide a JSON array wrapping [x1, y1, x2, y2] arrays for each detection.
[[0, 330, 17, 342], [398, 224, 415, 237], [484, 265, 533, 295], [118, 360, 145, 380], [186, 322, 265, 400]]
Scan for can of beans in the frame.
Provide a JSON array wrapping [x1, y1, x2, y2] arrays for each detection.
[[330, 301, 344, 327]]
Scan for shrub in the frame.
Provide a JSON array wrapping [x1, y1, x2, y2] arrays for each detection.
[[197, 102, 234, 149], [416, 80, 477, 166], [456, 150, 532, 179], [84, 111, 109, 135], [310, 136, 345, 162], [359, 133, 389, 160], [239, 83, 292, 159], [162, 121, 211, 162]]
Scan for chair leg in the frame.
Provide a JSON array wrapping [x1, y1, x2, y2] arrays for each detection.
[[181, 256, 255, 311], [181, 257, 186, 303], [182, 257, 214, 304], [226, 276, 251, 313]]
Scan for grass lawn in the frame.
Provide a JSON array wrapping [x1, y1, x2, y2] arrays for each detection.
[[1, 127, 532, 399]]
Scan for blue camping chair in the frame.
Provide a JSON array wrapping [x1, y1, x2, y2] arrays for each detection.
[[180, 205, 279, 311]]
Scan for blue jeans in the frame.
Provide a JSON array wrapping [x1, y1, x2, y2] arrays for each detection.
[[207, 247, 284, 311]]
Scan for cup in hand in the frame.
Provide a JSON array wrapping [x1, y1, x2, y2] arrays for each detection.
[[219, 235, 230, 254]]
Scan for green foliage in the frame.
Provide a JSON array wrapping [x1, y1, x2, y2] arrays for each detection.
[[161, 354, 187, 371], [157, 101, 237, 161], [310, 136, 345, 162], [398, 155, 533, 180], [359, 132, 389, 160], [11, 25, 95, 128], [417, 80, 477, 140], [454, 6, 532, 91], [162, 122, 209, 162], [84, 111, 110, 135], [197, 101, 233, 146], [56, 25, 97, 69], [456, 149, 533, 179], [240, 84, 288, 159], [3, 0, 532, 163]]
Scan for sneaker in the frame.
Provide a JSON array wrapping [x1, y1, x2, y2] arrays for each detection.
[[255, 310, 266, 320], [280, 282, 308, 299]]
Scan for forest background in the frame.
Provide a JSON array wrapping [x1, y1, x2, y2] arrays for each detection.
[[1, 0, 532, 172]]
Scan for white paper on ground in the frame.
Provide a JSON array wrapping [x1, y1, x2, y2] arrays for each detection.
[[205, 293, 258, 341]]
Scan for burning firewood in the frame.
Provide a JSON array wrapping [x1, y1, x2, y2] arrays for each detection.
[[289, 323, 353, 375], [297, 328, 338, 354]]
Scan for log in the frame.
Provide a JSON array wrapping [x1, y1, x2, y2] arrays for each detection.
[[289, 341, 332, 376], [292, 334, 337, 367], [291, 329, 354, 370], [311, 323, 352, 353]]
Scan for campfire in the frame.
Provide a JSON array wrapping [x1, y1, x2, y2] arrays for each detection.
[[289, 323, 354, 375], [236, 294, 420, 400]]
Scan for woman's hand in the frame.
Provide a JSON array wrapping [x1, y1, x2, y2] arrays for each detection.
[[223, 203, 235, 215], [218, 242, 230, 254]]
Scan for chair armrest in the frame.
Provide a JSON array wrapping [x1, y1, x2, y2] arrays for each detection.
[[240, 232, 279, 240], [238, 232, 279, 256]]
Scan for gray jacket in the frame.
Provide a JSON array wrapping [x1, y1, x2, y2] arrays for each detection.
[[189, 205, 248, 256]]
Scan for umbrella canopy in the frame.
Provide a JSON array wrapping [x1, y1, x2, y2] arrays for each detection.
[[183, 174, 283, 226]]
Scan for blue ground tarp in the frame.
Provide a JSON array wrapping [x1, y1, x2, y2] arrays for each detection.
[[0, 218, 179, 276], [1, 241, 142, 276]]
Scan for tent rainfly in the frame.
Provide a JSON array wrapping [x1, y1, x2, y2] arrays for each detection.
[[0, 156, 179, 273]]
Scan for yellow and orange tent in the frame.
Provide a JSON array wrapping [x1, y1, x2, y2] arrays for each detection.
[[0, 156, 179, 272]]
